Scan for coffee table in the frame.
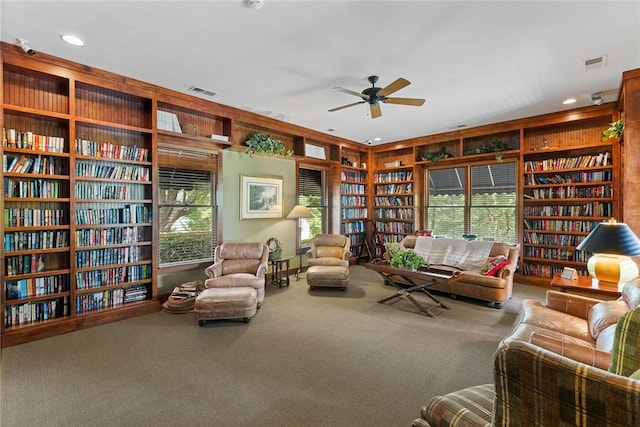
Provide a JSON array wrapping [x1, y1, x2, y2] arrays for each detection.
[[366, 261, 461, 317]]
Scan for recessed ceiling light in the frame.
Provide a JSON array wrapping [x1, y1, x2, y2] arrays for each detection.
[[562, 98, 577, 105], [60, 34, 84, 46], [374, 137, 381, 142]]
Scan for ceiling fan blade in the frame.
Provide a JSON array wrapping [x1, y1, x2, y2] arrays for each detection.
[[376, 77, 410, 97], [383, 97, 426, 106], [370, 103, 382, 119], [333, 87, 369, 100], [328, 101, 365, 112]]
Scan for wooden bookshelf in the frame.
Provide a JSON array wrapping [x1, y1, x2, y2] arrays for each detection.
[[339, 147, 369, 261]]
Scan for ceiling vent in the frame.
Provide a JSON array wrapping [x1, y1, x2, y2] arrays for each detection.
[[585, 55, 608, 71], [188, 85, 217, 97]]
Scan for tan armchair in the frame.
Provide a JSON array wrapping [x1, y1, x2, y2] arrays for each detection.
[[204, 242, 268, 307], [306, 234, 351, 268]]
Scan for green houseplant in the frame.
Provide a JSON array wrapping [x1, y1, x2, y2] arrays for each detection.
[[389, 250, 428, 271], [245, 133, 293, 157], [421, 146, 453, 163], [464, 137, 509, 162], [602, 119, 623, 141]]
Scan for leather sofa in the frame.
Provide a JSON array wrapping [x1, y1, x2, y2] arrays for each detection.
[[399, 235, 520, 308], [499, 277, 640, 369]]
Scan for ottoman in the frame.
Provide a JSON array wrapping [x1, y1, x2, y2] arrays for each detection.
[[306, 265, 349, 290], [194, 286, 258, 325]]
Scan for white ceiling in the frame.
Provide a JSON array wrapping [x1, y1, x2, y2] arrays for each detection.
[[2, 1, 639, 146]]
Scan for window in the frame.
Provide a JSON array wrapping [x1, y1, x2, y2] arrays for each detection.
[[158, 149, 218, 267], [425, 162, 517, 243], [297, 167, 326, 248]]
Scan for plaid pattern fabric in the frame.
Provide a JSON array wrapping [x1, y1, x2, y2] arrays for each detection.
[[493, 341, 640, 426], [421, 384, 493, 427], [609, 307, 640, 376]]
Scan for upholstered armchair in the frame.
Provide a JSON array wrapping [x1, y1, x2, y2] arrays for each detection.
[[306, 234, 351, 268], [204, 242, 269, 307]]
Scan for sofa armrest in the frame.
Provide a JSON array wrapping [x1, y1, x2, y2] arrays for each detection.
[[493, 341, 640, 426], [544, 290, 603, 320], [204, 262, 223, 278], [529, 332, 611, 370]]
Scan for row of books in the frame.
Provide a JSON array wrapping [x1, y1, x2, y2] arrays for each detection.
[[341, 220, 365, 234], [524, 170, 611, 185], [75, 289, 124, 314], [75, 138, 149, 162], [340, 170, 366, 182], [75, 161, 150, 181], [341, 195, 366, 206], [522, 247, 590, 262], [374, 170, 413, 183], [523, 202, 613, 217], [341, 208, 367, 219], [3, 154, 65, 175], [3, 128, 66, 153], [526, 185, 612, 200], [340, 183, 366, 194], [522, 232, 586, 246], [523, 219, 600, 233], [4, 296, 69, 327], [5, 254, 45, 276], [75, 227, 145, 246], [520, 263, 585, 279], [346, 234, 365, 246], [5, 275, 70, 299], [375, 221, 414, 234], [524, 152, 611, 172], [75, 264, 151, 290], [374, 208, 414, 220], [124, 285, 148, 304], [75, 182, 144, 200], [3, 208, 65, 227], [74, 205, 151, 225], [4, 230, 69, 252], [374, 183, 413, 194], [374, 195, 414, 206], [75, 246, 142, 268], [4, 178, 62, 199]]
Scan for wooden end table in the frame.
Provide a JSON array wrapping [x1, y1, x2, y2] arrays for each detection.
[[269, 257, 292, 288], [550, 273, 621, 298]]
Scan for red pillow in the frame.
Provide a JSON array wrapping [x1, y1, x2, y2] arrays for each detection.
[[482, 256, 509, 276]]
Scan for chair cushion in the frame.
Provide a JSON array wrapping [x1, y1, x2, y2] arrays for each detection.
[[588, 299, 628, 340], [608, 307, 640, 376], [423, 383, 493, 427]]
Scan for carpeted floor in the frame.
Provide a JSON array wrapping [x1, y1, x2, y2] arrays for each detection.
[[0, 266, 547, 427]]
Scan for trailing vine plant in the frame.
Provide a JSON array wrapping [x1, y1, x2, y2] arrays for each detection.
[[245, 133, 293, 157]]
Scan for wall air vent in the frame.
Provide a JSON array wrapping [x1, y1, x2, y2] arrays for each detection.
[[188, 85, 217, 97], [585, 55, 608, 71]]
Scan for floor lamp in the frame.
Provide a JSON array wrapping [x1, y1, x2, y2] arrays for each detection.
[[287, 205, 313, 280]]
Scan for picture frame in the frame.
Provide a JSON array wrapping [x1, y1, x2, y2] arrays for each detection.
[[240, 175, 283, 219], [561, 267, 578, 280]]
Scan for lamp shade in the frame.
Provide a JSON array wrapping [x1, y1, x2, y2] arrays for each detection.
[[576, 219, 640, 287], [287, 205, 313, 219], [576, 220, 640, 255]]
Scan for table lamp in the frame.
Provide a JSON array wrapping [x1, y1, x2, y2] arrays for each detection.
[[576, 218, 640, 289], [287, 205, 313, 279]]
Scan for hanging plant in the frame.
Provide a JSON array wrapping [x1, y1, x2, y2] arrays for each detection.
[[602, 119, 623, 141], [421, 146, 453, 162], [245, 133, 293, 157]]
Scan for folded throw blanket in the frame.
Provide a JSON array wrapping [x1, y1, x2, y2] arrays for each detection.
[[413, 237, 494, 271]]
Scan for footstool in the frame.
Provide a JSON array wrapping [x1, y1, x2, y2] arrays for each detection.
[[194, 287, 258, 325], [306, 265, 350, 290]]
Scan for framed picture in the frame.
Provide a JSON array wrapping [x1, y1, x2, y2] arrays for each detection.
[[241, 175, 283, 219]]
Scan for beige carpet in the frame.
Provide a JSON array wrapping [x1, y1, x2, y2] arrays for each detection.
[[1, 266, 547, 427]]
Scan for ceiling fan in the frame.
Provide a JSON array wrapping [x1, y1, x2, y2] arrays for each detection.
[[328, 75, 425, 119]]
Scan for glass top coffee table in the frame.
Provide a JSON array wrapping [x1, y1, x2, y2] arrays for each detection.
[[366, 261, 462, 317]]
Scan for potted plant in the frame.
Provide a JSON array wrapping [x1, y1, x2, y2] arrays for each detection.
[[389, 250, 428, 271], [266, 237, 283, 261], [245, 133, 293, 157], [602, 119, 623, 141], [464, 137, 509, 161], [421, 146, 453, 163]]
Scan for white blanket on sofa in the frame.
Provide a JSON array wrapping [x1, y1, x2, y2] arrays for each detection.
[[413, 237, 493, 271]]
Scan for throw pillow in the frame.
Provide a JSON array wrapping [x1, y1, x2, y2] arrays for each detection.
[[588, 299, 629, 340], [481, 255, 508, 276], [608, 307, 640, 376]]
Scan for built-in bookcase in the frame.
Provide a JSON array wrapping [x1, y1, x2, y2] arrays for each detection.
[[373, 167, 415, 243]]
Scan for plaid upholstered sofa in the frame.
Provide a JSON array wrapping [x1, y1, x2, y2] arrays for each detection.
[[412, 306, 640, 427]]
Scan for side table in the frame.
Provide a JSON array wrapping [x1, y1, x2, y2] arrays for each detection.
[[269, 257, 292, 288], [550, 273, 621, 298]]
